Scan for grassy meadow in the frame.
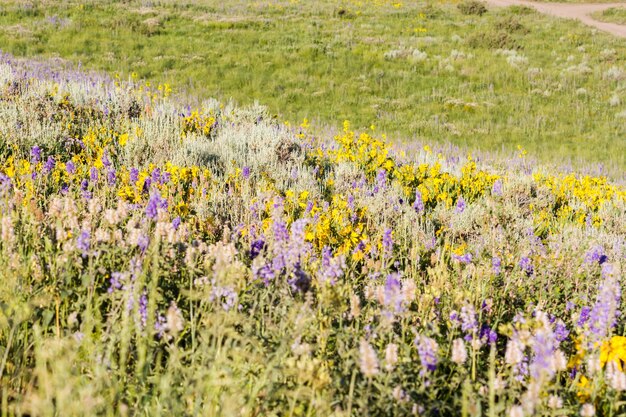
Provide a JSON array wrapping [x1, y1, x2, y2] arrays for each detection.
[[593, 7, 626, 24], [0, 1, 626, 417], [0, 0, 625, 172]]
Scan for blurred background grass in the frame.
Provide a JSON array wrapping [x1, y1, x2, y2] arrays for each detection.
[[0, 0, 624, 171]]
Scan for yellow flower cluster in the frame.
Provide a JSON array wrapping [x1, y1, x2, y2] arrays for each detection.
[[309, 195, 368, 255], [535, 173, 625, 212], [181, 110, 217, 138], [601, 336, 626, 370], [331, 121, 499, 208], [532, 173, 626, 230]]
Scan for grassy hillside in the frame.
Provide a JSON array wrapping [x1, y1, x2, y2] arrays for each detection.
[[593, 6, 626, 24], [0, 0, 625, 171], [0, 50, 625, 416]]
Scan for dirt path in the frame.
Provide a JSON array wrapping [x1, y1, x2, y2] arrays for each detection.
[[484, 0, 626, 37]]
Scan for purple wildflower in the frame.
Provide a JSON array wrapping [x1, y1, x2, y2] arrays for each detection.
[[107, 168, 116, 185], [492, 256, 501, 275], [289, 263, 311, 293], [415, 335, 439, 372], [383, 273, 404, 314], [76, 230, 90, 256], [137, 234, 150, 252], [376, 169, 387, 190], [139, 291, 148, 328], [130, 167, 139, 184], [108, 272, 124, 293], [31, 146, 42, 164], [249, 239, 265, 259], [102, 151, 111, 168], [529, 321, 557, 380], [519, 256, 533, 276], [460, 304, 478, 339], [577, 306, 591, 328], [491, 179, 503, 196], [449, 311, 459, 322], [41, 157, 55, 174], [347, 194, 355, 211], [320, 246, 345, 284], [455, 196, 466, 213], [255, 264, 275, 286], [146, 192, 166, 220], [172, 216, 181, 230], [413, 189, 425, 213], [0, 173, 12, 194], [554, 320, 569, 343], [587, 264, 620, 343], [453, 253, 472, 264], [66, 160, 76, 175], [382, 228, 393, 256], [210, 283, 238, 311], [272, 253, 286, 273], [514, 360, 529, 382], [480, 325, 498, 345], [242, 166, 250, 179], [90, 167, 98, 182], [584, 245, 607, 265], [151, 168, 161, 184], [155, 314, 167, 338], [285, 219, 310, 266]]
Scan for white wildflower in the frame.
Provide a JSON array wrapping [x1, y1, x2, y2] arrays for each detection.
[[165, 302, 184, 338], [580, 403, 595, 417], [451, 338, 467, 365], [350, 293, 361, 319], [547, 395, 563, 409], [505, 337, 524, 365], [605, 66, 624, 81], [384, 343, 399, 371], [509, 405, 524, 417], [609, 94, 620, 107], [607, 361, 626, 391], [359, 339, 379, 377], [1, 216, 14, 243], [410, 49, 428, 62]]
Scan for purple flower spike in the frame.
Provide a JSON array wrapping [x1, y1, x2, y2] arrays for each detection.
[[66, 160, 76, 175], [130, 167, 139, 184], [31, 146, 42, 164], [492, 256, 502, 275], [249, 239, 265, 259], [76, 230, 90, 256], [413, 189, 425, 213], [415, 335, 438, 372], [455, 196, 466, 213], [382, 228, 393, 256], [43, 156, 55, 174], [107, 168, 116, 185], [519, 256, 533, 276], [491, 179, 503, 196]]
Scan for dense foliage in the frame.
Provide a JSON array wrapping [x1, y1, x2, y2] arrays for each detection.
[[0, 52, 625, 416]]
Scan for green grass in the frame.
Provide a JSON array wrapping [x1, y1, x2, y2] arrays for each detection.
[[0, 0, 625, 171], [593, 6, 626, 24]]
